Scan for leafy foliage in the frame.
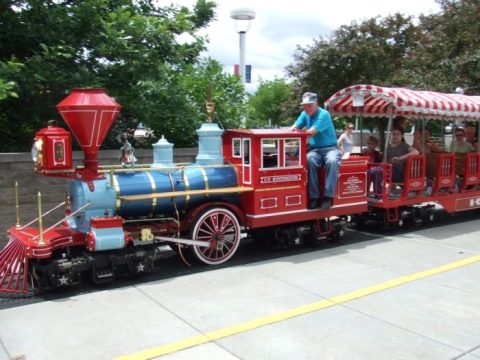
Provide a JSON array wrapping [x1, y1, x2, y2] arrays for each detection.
[[287, 13, 420, 106], [284, 1, 480, 140], [0, 0, 245, 151], [402, 0, 480, 93], [246, 78, 293, 128]]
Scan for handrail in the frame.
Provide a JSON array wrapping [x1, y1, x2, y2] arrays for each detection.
[[19, 201, 66, 230], [33, 202, 91, 240]]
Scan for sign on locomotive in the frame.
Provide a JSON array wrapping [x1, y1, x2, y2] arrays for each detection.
[[1, 85, 480, 294]]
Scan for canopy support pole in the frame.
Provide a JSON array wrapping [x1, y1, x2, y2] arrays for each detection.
[[422, 118, 426, 151], [441, 119, 445, 150], [382, 103, 394, 163], [477, 122, 480, 152], [360, 115, 364, 151]]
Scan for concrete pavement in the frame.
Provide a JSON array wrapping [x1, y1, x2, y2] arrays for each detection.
[[1, 213, 480, 360]]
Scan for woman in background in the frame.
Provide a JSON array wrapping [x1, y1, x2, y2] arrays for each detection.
[[337, 122, 354, 155], [450, 128, 473, 153]]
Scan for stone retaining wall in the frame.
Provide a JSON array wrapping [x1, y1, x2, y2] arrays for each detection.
[[0, 148, 197, 248]]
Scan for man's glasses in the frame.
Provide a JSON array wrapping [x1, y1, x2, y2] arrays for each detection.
[[348, 127, 354, 129], [456, 134, 464, 138]]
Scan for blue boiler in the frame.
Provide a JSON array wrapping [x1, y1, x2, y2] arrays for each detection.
[[68, 165, 239, 232]]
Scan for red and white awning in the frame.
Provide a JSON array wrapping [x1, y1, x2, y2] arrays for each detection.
[[324, 84, 480, 121]]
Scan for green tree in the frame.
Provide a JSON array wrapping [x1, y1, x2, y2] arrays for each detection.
[[286, 13, 419, 105], [287, 0, 480, 104], [246, 78, 293, 128], [151, 58, 246, 147], [0, 0, 245, 152], [402, 0, 480, 93], [0, 79, 17, 101]]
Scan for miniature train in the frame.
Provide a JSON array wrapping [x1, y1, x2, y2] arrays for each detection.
[[1, 85, 480, 294]]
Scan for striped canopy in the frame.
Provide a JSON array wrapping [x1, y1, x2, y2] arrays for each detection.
[[324, 84, 480, 121]]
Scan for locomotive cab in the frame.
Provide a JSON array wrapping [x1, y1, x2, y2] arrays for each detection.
[[223, 129, 369, 229]]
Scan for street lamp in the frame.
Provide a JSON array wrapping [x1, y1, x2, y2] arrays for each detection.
[[231, 8, 255, 84]]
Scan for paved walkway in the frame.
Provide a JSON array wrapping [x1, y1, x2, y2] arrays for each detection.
[[1, 214, 480, 360]]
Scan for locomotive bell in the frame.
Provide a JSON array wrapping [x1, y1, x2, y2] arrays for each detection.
[[56, 88, 121, 173]]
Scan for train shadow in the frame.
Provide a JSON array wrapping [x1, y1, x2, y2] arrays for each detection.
[[1, 208, 479, 309]]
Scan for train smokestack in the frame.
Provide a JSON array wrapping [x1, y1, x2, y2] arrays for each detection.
[[56, 89, 121, 172]]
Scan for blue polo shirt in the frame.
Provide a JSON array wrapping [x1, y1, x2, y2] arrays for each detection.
[[294, 107, 337, 149]]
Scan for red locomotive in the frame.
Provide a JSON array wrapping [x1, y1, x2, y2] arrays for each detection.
[[1, 85, 479, 294]]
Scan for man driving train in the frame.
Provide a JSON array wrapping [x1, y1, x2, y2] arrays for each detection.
[[290, 92, 341, 210]]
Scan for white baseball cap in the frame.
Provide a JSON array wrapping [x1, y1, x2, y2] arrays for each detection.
[[300, 92, 318, 105]]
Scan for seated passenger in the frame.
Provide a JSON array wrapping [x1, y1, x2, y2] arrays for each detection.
[[363, 135, 382, 163], [450, 128, 473, 153], [412, 127, 442, 154], [393, 116, 408, 133], [363, 135, 382, 194], [465, 125, 478, 150], [290, 92, 341, 210], [387, 126, 419, 182]]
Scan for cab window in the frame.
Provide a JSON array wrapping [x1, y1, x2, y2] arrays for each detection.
[[284, 138, 300, 167], [232, 138, 241, 158], [261, 139, 279, 168]]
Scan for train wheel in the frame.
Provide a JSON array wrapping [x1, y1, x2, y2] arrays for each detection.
[[190, 207, 241, 265], [353, 214, 368, 229], [328, 219, 347, 242]]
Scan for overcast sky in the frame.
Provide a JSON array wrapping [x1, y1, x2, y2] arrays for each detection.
[[172, 0, 441, 92]]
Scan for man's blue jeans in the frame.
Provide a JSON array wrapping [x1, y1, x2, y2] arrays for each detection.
[[307, 146, 341, 199]]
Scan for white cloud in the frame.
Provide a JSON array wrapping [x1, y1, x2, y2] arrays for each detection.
[[172, 0, 441, 92]]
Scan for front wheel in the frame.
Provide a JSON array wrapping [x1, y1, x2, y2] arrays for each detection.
[[190, 208, 241, 265]]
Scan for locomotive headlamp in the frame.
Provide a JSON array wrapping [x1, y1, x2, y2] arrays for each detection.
[[32, 124, 72, 174], [31, 138, 43, 168]]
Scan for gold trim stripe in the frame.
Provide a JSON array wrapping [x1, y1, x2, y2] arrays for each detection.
[[145, 172, 157, 216], [119, 187, 254, 202], [43, 169, 74, 174], [183, 170, 190, 208], [112, 174, 121, 213], [97, 164, 235, 174], [199, 167, 209, 196]]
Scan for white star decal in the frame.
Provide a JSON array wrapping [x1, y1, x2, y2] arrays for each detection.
[[58, 275, 69, 286], [136, 263, 145, 273]]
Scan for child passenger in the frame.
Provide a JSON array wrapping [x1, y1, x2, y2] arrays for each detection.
[[363, 135, 382, 163], [363, 135, 382, 195]]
